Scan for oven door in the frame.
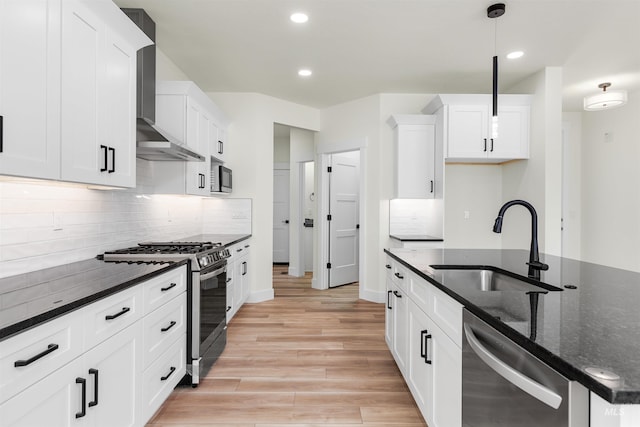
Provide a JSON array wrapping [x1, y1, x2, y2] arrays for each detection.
[[196, 261, 227, 380]]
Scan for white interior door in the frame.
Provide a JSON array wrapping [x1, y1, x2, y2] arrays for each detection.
[[273, 168, 290, 263], [328, 152, 359, 287]]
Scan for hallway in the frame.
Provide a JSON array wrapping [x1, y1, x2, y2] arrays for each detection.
[[147, 266, 426, 426]]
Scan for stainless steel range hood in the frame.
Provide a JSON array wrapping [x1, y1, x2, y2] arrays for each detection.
[[122, 8, 204, 162]]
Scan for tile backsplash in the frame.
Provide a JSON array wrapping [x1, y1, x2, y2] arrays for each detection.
[[389, 198, 444, 237], [0, 174, 251, 279]]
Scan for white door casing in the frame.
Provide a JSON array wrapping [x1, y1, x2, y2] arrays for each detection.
[[273, 167, 290, 263], [328, 152, 359, 287]]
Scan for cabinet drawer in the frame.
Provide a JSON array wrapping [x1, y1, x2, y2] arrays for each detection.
[[142, 293, 186, 367], [83, 285, 143, 351], [408, 270, 430, 308], [391, 262, 409, 292], [429, 285, 463, 348], [0, 309, 83, 404], [142, 335, 186, 423], [143, 266, 187, 315]]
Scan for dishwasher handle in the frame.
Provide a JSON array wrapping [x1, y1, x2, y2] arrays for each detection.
[[463, 323, 563, 409]]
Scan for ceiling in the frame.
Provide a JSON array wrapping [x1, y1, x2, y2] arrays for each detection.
[[113, 0, 640, 111]]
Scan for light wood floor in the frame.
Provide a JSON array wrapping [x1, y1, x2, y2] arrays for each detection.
[[147, 265, 427, 427]]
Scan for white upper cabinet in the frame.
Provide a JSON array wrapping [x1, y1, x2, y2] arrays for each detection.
[[154, 81, 228, 196], [0, 0, 61, 180], [389, 114, 442, 199], [0, 0, 150, 187], [423, 94, 531, 163], [60, 0, 148, 188]]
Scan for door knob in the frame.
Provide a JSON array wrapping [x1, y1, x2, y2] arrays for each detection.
[[283, 220, 290, 224]]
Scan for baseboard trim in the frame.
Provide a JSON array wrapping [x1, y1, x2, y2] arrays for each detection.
[[247, 288, 275, 303], [359, 287, 385, 304]]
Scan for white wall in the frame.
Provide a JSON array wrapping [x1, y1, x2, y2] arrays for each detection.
[[288, 127, 315, 277], [580, 90, 640, 271], [206, 92, 321, 302], [561, 112, 582, 261], [501, 67, 564, 255]]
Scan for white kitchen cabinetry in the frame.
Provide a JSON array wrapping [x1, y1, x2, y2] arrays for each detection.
[[423, 94, 531, 163], [385, 261, 409, 373], [385, 255, 463, 427], [155, 81, 229, 196], [0, 265, 187, 427], [0, 0, 61, 180], [226, 240, 251, 322], [0, 0, 149, 187], [389, 114, 441, 199]]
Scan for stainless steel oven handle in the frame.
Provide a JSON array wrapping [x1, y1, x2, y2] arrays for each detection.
[[463, 323, 563, 409], [199, 266, 226, 282]]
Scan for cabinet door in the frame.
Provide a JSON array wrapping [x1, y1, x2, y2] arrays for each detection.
[[384, 277, 394, 349], [430, 322, 461, 427], [491, 105, 530, 160], [447, 105, 488, 159], [101, 29, 136, 188], [0, 0, 61, 180], [407, 300, 433, 424], [0, 358, 83, 427], [226, 260, 236, 322], [60, 0, 103, 185], [214, 126, 228, 163], [84, 322, 142, 427], [391, 286, 409, 373], [240, 250, 250, 304], [396, 124, 436, 199], [185, 99, 210, 196]]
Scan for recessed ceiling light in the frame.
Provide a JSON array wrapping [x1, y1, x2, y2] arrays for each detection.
[[298, 69, 312, 77], [290, 13, 308, 23], [507, 51, 524, 59]]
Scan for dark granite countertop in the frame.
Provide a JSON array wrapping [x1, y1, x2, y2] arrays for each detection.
[[390, 234, 444, 242], [177, 233, 251, 248], [385, 247, 640, 405], [0, 258, 188, 341]]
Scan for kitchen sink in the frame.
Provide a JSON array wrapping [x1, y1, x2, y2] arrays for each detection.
[[432, 267, 562, 292]]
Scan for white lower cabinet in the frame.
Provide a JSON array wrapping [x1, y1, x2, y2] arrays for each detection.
[[0, 321, 142, 427], [385, 256, 462, 427], [0, 265, 187, 427], [226, 240, 251, 323]]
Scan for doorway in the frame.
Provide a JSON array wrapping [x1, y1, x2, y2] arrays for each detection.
[[326, 151, 360, 288], [273, 166, 290, 264]]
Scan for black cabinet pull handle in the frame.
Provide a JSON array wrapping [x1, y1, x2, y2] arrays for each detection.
[[14, 343, 59, 367], [105, 307, 130, 320], [226, 305, 232, 312], [160, 366, 176, 381], [394, 272, 404, 279], [161, 282, 177, 292], [245, 244, 250, 248], [483, 138, 487, 152], [242, 261, 247, 275], [393, 290, 402, 298], [161, 320, 177, 332], [0, 115, 3, 153], [430, 180, 434, 193], [422, 331, 432, 365], [490, 138, 494, 152], [387, 290, 392, 309], [108, 147, 115, 173], [226, 278, 232, 283], [88, 368, 99, 407], [237, 248, 243, 252], [218, 140, 223, 155], [75, 377, 87, 418], [385, 264, 391, 269], [100, 145, 108, 172]]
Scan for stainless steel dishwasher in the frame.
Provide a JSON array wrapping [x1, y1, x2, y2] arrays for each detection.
[[462, 309, 587, 426]]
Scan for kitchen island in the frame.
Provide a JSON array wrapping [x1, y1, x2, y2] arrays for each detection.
[[385, 247, 640, 425]]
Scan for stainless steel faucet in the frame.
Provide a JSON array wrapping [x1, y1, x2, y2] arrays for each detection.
[[492, 200, 549, 280]]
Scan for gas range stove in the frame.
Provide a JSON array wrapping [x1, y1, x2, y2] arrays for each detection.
[[102, 240, 230, 271]]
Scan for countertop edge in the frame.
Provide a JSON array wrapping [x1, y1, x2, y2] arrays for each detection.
[[389, 234, 444, 242], [221, 234, 252, 248], [0, 260, 189, 342], [384, 249, 635, 405]]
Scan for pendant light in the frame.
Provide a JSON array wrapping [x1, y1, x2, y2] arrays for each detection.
[[488, 3, 505, 139], [583, 82, 628, 111]]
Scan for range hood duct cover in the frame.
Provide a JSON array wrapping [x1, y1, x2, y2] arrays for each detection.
[[122, 8, 204, 162]]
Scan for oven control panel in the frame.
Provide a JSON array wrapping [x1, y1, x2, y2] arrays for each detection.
[[198, 248, 231, 269]]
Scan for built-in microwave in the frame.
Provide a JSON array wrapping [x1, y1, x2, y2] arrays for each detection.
[[211, 164, 232, 193]]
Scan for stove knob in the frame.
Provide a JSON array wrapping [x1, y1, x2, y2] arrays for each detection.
[[200, 256, 208, 267]]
